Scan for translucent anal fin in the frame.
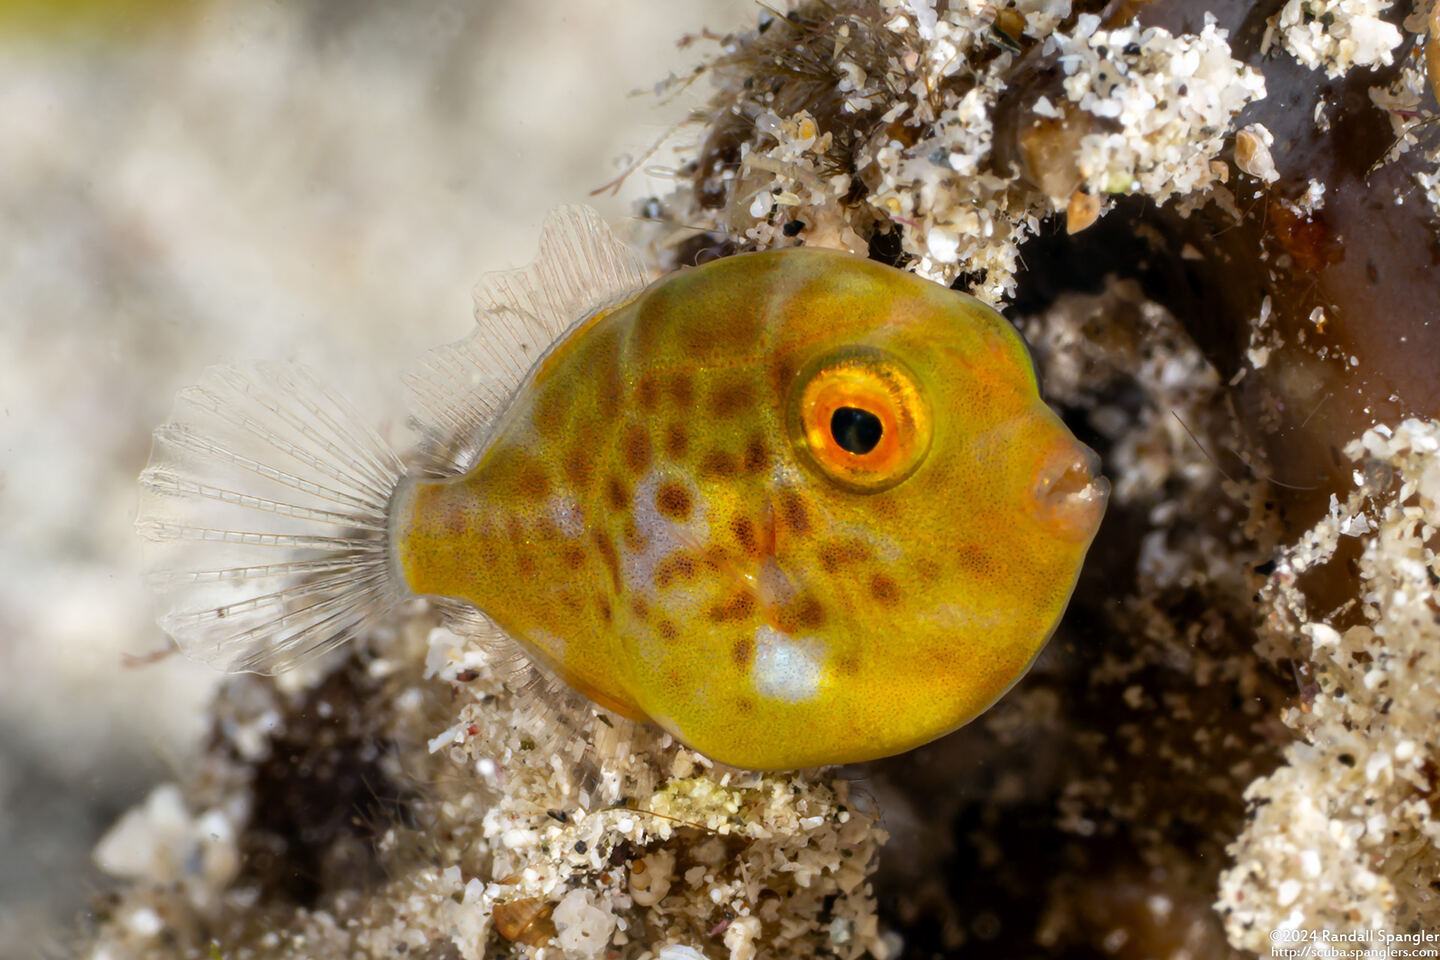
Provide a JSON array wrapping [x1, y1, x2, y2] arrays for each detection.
[[137, 364, 408, 674], [404, 205, 649, 475]]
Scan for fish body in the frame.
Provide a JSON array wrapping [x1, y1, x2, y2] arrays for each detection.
[[139, 208, 1107, 770]]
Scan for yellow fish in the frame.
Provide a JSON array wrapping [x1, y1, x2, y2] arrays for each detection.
[[138, 207, 1107, 770]]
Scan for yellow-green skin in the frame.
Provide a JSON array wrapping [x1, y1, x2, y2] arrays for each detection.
[[395, 249, 1106, 770]]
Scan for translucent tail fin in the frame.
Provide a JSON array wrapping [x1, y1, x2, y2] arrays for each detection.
[[136, 364, 407, 674]]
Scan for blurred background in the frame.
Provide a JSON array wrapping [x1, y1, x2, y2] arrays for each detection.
[[0, 0, 744, 952]]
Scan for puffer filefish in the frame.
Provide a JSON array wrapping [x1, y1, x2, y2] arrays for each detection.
[[137, 207, 1108, 771]]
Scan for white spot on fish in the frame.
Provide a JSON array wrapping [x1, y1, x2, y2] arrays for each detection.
[[548, 495, 585, 538], [752, 626, 824, 704], [624, 473, 708, 596]]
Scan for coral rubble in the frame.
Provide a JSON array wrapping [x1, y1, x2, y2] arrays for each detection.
[[87, 617, 890, 959], [1221, 420, 1440, 947]]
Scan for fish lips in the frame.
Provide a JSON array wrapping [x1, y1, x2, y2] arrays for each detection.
[[1027, 436, 1110, 544]]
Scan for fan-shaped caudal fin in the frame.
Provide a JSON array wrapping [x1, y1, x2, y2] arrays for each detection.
[[136, 363, 408, 674]]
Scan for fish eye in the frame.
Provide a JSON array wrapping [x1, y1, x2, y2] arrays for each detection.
[[789, 348, 932, 492], [830, 406, 883, 454]]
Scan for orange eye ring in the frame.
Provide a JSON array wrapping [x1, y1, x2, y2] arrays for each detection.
[[789, 348, 932, 492]]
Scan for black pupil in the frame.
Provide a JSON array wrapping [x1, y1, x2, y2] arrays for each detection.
[[830, 407, 883, 455]]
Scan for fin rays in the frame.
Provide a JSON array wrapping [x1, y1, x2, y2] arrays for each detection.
[[140, 469, 388, 532], [182, 371, 400, 502], [151, 425, 382, 511], [405, 205, 648, 475], [136, 363, 406, 674], [137, 206, 648, 686]]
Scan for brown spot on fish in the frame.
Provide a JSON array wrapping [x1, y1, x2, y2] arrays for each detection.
[[701, 545, 729, 573], [597, 596, 613, 624], [533, 384, 570, 438], [773, 594, 825, 634], [621, 423, 651, 474], [668, 373, 694, 410], [655, 482, 692, 521], [770, 356, 798, 399], [563, 446, 594, 491], [464, 535, 500, 568], [606, 475, 630, 512], [636, 373, 660, 412], [657, 620, 679, 642], [517, 554, 538, 578], [732, 638, 753, 667], [779, 491, 810, 533], [709, 380, 756, 419], [680, 321, 719, 355], [795, 595, 826, 629], [731, 516, 760, 557], [956, 543, 994, 578], [655, 552, 697, 589], [699, 450, 738, 479], [593, 531, 620, 591], [836, 654, 860, 676], [742, 437, 769, 474], [870, 573, 901, 606], [664, 422, 689, 459], [622, 518, 647, 552], [709, 591, 756, 623], [659, 426, 688, 463], [492, 447, 550, 501], [817, 538, 873, 573], [630, 597, 649, 621], [561, 545, 587, 570]]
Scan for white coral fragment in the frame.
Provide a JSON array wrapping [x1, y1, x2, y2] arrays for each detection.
[[1049, 16, 1266, 201], [553, 889, 618, 958], [93, 784, 242, 912], [1274, 0, 1404, 77]]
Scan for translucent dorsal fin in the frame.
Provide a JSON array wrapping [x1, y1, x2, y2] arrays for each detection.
[[405, 205, 649, 474]]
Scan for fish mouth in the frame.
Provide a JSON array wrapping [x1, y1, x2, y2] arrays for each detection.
[[1028, 439, 1109, 542]]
